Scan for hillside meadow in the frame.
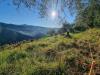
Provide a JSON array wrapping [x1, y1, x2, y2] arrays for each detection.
[[0, 28, 100, 75]]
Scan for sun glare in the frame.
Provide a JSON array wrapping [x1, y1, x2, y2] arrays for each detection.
[[51, 10, 57, 19]]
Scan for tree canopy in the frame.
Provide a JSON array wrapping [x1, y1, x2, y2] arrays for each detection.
[[11, 0, 83, 21], [75, 0, 100, 29]]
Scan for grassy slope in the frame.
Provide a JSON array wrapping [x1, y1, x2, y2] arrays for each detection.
[[0, 28, 100, 75]]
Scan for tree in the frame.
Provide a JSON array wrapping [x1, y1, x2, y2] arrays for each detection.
[[75, 0, 100, 30], [58, 22, 71, 37]]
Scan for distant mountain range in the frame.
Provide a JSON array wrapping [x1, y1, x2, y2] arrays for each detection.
[[0, 22, 56, 45]]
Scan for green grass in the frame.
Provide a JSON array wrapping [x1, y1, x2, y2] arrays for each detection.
[[0, 28, 100, 75]]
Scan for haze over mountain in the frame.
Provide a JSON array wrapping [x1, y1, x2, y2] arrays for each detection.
[[0, 22, 56, 45]]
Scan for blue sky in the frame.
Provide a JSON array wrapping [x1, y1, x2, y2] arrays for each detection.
[[0, 0, 76, 28]]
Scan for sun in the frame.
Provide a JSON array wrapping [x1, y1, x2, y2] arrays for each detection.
[[51, 10, 57, 19]]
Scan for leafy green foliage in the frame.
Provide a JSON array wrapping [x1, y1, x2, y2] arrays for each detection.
[[74, 0, 100, 31]]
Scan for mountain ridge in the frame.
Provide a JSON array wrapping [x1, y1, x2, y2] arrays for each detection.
[[0, 22, 57, 45]]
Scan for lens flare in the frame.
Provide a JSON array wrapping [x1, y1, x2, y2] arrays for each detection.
[[51, 11, 57, 19]]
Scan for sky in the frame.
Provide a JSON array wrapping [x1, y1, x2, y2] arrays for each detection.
[[0, 0, 76, 28]]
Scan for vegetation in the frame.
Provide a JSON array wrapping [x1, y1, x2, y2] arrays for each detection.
[[74, 0, 100, 31], [0, 28, 100, 75], [0, 0, 100, 75], [58, 23, 72, 37]]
